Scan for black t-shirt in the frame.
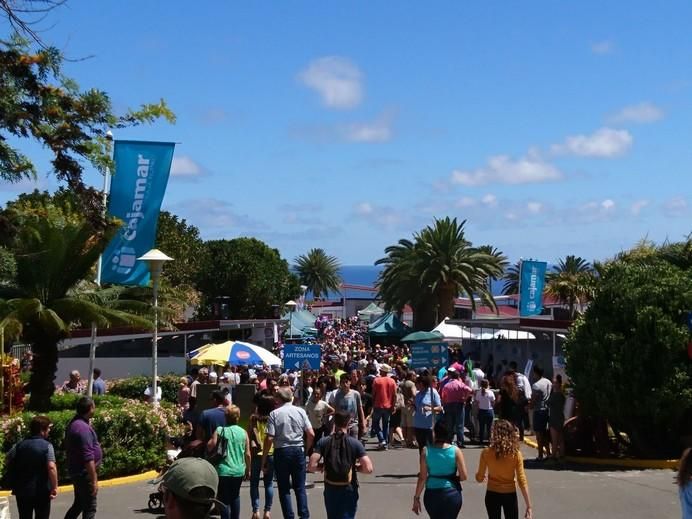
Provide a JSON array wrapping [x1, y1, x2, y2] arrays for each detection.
[[316, 433, 367, 488]]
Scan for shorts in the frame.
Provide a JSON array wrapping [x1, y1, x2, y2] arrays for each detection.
[[401, 407, 415, 428], [533, 410, 549, 434]]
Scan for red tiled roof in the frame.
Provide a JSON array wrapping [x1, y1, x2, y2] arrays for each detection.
[[476, 306, 519, 317]]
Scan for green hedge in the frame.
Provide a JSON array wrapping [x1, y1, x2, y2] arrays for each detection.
[[108, 374, 182, 403], [0, 399, 183, 485]]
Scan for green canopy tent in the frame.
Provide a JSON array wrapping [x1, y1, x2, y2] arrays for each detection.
[[400, 330, 444, 343], [357, 302, 385, 322], [282, 309, 319, 336], [368, 312, 410, 338]]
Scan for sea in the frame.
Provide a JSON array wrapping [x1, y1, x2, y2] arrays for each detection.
[[331, 265, 505, 300]]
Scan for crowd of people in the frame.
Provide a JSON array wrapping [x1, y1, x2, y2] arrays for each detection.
[[7, 316, 690, 519]]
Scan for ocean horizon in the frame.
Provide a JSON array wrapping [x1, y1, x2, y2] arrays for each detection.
[[326, 265, 506, 300]]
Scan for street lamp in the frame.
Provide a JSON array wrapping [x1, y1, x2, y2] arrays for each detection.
[[285, 300, 297, 343], [138, 248, 174, 405]]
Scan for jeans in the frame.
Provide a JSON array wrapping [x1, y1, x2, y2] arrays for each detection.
[[324, 485, 359, 519], [423, 487, 462, 519], [64, 473, 97, 519], [16, 494, 51, 519], [478, 409, 494, 444], [464, 402, 475, 439], [485, 490, 518, 519], [444, 402, 466, 446], [250, 455, 274, 513], [372, 408, 392, 445], [274, 446, 310, 519], [218, 476, 243, 519]]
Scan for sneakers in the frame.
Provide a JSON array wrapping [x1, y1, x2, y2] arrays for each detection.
[[378, 442, 388, 451]]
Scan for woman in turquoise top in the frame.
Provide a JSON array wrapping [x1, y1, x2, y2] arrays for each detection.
[[208, 405, 251, 519], [412, 420, 468, 518], [679, 447, 692, 519]]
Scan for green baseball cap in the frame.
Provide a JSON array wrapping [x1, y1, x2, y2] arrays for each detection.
[[154, 458, 219, 505]]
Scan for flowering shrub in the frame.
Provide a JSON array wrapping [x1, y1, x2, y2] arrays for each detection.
[[49, 393, 127, 411], [108, 374, 181, 403], [0, 400, 183, 484]]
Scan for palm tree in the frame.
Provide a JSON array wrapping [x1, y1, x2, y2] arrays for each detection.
[[502, 261, 521, 295], [546, 255, 594, 318], [0, 217, 152, 410], [294, 248, 342, 300], [375, 238, 436, 329], [376, 217, 504, 329], [476, 244, 509, 292], [417, 218, 504, 322]]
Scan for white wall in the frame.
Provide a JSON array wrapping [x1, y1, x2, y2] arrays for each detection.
[[56, 357, 186, 385]]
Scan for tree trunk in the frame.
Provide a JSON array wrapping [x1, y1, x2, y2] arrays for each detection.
[[437, 282, 457, 322], [28, 339, 59, 411], [412, 302, 436, 331]]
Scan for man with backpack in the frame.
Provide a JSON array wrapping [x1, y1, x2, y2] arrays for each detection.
[[308, 412, 373, 519]]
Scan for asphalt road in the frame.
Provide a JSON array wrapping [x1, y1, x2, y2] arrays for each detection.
[[9, 442, 680, 518]]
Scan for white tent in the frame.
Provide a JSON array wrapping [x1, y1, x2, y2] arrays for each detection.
[[432, 317, 475, 341], [470, 328, 496, 340], [492, 329, 536, 340]]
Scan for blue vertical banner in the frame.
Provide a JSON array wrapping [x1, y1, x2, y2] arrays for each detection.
[[100, 140, 175, 286], [519, 260, 547, 316]]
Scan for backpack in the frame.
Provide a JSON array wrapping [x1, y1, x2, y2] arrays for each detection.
[[323, 432, 354, 486], [207, 428, 228, 466]]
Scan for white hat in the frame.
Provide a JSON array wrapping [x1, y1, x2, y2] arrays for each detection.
[[209, 372, 218, 380]]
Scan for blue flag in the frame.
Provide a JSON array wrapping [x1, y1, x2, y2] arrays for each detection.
[[519, 260, 547, 316], [100, 140, 175, 286]]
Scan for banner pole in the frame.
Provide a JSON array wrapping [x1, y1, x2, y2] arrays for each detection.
[[88, 132, 113, 397]]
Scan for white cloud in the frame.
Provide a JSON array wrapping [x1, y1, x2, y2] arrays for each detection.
[[450, 155, 562, 186], [608, 102, 664, 124], [630, 199, 649, 216], [168, 198, 265, 232], [601, 199, 615, 211], [663, 196, 688, 217], [481, 194, 498, 207], [342, 112, 394, 143], [298, 56, 363, 110], [527, 202, 543, 214], [591, 40, 614, 55], [505, 212, 519, 221], [552, 127, 632, 158], [353, 202, 408, 229], [456, 196, 477, 208], [355, 202, 374, 215], [170, 156, 204, 178]]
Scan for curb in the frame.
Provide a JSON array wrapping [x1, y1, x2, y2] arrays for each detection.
[[0, 470, 159, 498], [523, 438, 679, 470]]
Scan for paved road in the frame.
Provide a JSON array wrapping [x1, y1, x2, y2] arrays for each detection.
[[9, 442, 680, 518]]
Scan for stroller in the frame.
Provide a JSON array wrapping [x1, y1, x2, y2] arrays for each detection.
[[147, 438, 206, 512]]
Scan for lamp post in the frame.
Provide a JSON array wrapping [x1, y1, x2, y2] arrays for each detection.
[[138, 249, 174, 405], [285, 300, 297, 343]]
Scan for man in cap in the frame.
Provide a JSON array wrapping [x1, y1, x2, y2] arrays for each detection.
[[155, 457, 221, 519], [371, 364, 397, 451]]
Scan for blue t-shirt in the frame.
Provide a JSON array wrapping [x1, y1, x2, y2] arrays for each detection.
[[200, 407, 227, 441], [426, 444, 457, 490], [681, 481, 692, 519], [92, 379, 106, 396], [414, 388, 441, 429]]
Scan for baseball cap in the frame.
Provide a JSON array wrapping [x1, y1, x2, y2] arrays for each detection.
[[153, 458, 220, 506]]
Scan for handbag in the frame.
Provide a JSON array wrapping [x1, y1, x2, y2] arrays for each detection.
[[207, 428, 229, 465]]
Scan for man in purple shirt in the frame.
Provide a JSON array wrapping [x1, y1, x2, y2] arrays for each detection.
[[65, 396, 102, 519]]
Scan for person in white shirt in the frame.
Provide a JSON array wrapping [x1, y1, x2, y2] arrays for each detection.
[[509, 361, 532, 440], [144, 377, 163, 403], [475, 379, 496, 445]]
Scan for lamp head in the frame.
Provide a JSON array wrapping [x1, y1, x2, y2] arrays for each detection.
[[285, 300, 297, 311], [137, 249, 174, 276]]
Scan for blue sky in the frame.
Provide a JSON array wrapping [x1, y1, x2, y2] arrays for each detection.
[[1, 1, 690, 265]]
